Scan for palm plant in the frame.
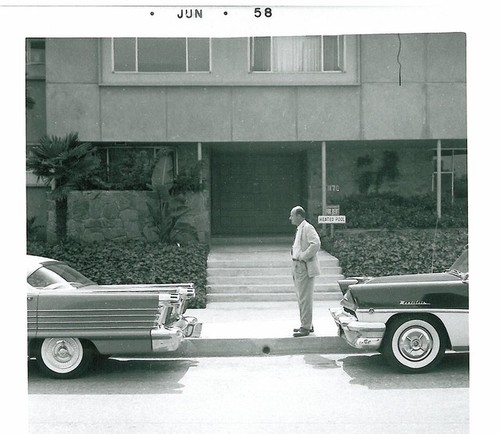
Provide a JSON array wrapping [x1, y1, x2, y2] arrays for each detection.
[[26, 132, 101, 241], [147, 186, 198, 244]]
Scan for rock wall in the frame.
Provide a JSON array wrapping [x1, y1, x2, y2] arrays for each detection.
[[59, 190, 209, 243]]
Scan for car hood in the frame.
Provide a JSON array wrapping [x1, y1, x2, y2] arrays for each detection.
[[343, 271, 468, 310], [366, 272, 458, 285]]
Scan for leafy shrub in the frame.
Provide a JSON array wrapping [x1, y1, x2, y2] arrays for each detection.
[[27, 217, 42, 241], [27, 240, 209, 308], [107, 150, 154, 191], [332, 193, 467, 229], [147, 187, 199, 244], [321, 228, 468, 277], [169, 162, 205, 195]]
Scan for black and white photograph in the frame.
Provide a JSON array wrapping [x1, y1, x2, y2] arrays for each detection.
[[1, 1, 498, 433]]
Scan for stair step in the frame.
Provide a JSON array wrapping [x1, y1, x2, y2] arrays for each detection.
[[211, 236, 291, 246], [207, 267, 343, 277], [208, 260, 339, 268], [207, 275, 344, 285], [207, 292, 344, 302], [207, 283, 340, 294]]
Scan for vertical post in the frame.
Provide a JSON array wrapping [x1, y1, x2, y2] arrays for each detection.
[[437, 139, 442, 219], [322, 141, 327, 232], [197, 142, 202, 186]]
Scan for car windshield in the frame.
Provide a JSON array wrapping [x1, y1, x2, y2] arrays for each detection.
[[27, 262, 95, 289], [448, 249, 468, 275]]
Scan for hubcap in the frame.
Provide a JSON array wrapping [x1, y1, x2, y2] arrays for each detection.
[[41, 338, 83, 373], [54, 340, 72, 361], [398, 327, 433, 361]]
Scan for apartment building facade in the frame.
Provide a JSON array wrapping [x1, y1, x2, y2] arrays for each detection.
[[26, 33, 467, 239]]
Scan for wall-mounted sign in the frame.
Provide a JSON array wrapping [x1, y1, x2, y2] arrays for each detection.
[[318, 215, 346, 224]]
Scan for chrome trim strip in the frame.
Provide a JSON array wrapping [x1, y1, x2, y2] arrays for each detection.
[[37, 325, 153, 330], [355, 280, 464, 288], [357, 308, 468, 314], [37, 314, 157, 319], [36, 308, 159, 313]]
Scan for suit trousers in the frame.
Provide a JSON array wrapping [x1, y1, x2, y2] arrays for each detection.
[[292, 261, 314, 329]]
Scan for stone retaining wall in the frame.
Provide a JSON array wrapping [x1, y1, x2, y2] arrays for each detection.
[[48, 190, 210, 243]]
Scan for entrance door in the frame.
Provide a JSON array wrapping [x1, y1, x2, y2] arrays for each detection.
[[211, 152, 304, 235]]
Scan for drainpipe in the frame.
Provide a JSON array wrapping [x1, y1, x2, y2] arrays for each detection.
[[437, 139, 442, 219]]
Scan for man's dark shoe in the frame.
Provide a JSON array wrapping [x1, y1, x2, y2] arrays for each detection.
[[293, 326, 314, 333], [293, 327, 310, 337]]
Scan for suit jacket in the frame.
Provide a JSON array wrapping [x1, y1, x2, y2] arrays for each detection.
[[296, 220, 321, 277]]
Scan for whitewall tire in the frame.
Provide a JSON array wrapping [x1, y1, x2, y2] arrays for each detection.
[[382, 315, 446, 373]]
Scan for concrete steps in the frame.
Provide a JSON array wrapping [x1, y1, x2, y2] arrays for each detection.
[[207, 237, 344, 303]]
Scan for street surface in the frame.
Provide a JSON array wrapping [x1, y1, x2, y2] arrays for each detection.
[[27, 352, 469, 434]]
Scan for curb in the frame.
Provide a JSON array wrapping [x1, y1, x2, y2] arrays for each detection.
[[160, 335, 366, 358]]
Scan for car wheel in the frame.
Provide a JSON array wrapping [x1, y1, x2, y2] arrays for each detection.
[[382, 315, 446, 373], [36, 337, 94, 379]]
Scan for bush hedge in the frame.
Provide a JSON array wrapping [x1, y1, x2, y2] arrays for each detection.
[[321, 228, 468, 277], [27, 240, 209, 308], [331, 193, 468, 229]]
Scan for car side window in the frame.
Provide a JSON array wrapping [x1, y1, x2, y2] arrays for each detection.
[[27, 268, 58, 288]]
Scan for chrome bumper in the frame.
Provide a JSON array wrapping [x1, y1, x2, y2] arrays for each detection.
[[330, 307, 386, 350], [151, 316, 203, 352]]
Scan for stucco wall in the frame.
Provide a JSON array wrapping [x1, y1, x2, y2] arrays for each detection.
[[44, 33, 466, 142], [26, 80, 46, 145]]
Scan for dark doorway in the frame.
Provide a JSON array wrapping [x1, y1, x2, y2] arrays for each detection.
[[211, 151, 305, 235]]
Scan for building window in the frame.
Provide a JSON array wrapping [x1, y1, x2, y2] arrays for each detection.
[[432, 148, 467, 202], [112, 38, 210, 72], [97, 145, 177, 190], [26, 39, 45, 64], [250, 35, 345, 73]]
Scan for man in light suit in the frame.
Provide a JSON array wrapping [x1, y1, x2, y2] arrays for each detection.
[[289, 206, 321, 337]]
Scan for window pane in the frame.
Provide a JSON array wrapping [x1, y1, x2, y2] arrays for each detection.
[[453, 153, 467, 177], [107, 148, 155, 189], [138, 38, 186, 72], [252, 37, 271, 71], [188, 38, 210, 71], [28, 39, 45, 64], [113, 38, 136, 72], [324, 36, 344, 71], [273, 36, 321, 72]]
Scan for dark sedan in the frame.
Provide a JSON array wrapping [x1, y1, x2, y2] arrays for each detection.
[[330, 249, 468, 372]]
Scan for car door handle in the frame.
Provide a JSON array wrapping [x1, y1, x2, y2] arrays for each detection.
[[27, 296, 34, 301]]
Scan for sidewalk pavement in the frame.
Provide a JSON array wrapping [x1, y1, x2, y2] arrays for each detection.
[[187, 300, 341, 339], [164, 299, 362, 358]]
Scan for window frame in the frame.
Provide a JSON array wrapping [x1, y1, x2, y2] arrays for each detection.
[[111, 37, 212, 74], [431, 147, 467, 202], [100, 37, 359, 86], [248, 35, 346, 74], [97, 144, 178, 186], [26, 38, 46, 65]]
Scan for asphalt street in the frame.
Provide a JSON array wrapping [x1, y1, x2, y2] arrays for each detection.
[[26, 352, 469, 434]]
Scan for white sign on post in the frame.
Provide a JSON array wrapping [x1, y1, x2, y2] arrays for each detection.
[[318, 215, 346, 224], [326, 205, 340, 216]]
